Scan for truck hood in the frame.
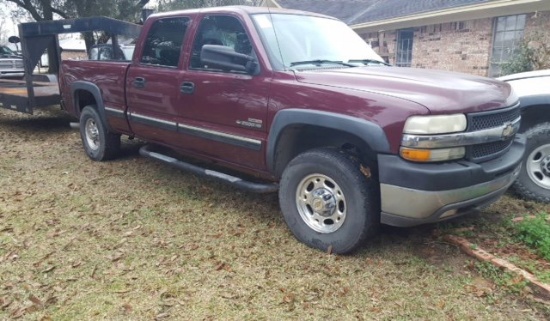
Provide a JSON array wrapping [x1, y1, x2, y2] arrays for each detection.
[[294, 67, 515, 114], [498, 69, 550, 82]]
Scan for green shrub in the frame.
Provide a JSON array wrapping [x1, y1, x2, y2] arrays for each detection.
[[514, 214, 550, 261], [499, 33, 550, 76], [500, 43, 535, 76]]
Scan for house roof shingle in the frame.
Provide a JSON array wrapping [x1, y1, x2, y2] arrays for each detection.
[[276, 0, 494, 25]]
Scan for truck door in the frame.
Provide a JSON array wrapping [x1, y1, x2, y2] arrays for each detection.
[[177, 14, 270, 170], [126, 16, 191, 146]]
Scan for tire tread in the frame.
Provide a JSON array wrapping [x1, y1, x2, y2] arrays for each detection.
[[512, 122, 550, 203], [279, 148, 379, 254]]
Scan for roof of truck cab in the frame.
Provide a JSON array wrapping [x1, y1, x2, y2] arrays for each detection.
[[147, 5, 335, 20]]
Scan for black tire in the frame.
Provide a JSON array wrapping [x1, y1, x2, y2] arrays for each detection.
[[512, 122, 550, 203], [79, 105, 120, 161], [279, 148, 380, 254]]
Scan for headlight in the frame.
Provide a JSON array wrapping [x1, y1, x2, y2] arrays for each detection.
[[403, 114, 467, 134], [400, 146, 465, 162]]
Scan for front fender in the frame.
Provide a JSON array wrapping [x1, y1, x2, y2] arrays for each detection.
[[267, 108, 390, 173], [519, 94, 550, 109]]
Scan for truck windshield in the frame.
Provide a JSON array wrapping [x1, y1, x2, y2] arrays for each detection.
[[252, 13, 385, 70], [0, 46, 16, 56]]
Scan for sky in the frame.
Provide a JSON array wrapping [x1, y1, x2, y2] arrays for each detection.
[[0, 0, 161, 42], [0, 2, 19, 42]]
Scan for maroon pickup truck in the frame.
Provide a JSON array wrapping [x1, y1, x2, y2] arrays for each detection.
[[59, 6, 525, 253]]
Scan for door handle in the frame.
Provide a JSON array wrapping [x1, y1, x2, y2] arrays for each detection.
[[133, 77, 146, 88], [180, 82, 195, 94]]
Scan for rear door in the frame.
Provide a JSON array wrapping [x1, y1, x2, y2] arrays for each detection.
[[126, 16, 191, 147]]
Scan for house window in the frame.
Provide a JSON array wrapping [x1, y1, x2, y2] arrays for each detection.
[[396, 30, 413, 67], [490, 14, 526, 77]]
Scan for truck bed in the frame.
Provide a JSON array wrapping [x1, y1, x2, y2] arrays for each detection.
[[0, 79, 60, 114]]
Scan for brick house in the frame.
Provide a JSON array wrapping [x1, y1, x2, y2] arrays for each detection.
[[263, 0, 550, 77]]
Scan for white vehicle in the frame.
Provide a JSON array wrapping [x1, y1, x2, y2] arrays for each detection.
[[0, 45, 24, 77], [499, 70, 550, 203]]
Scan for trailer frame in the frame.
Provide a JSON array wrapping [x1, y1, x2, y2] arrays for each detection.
[[0, 17, 141, 114]]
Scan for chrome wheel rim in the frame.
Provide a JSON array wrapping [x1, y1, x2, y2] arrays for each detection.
[[296, 174, 346, 233], [526, 143, 550, 190], [85, 118, 100, 151]]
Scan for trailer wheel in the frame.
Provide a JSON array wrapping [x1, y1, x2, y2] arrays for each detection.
[[79, 105, 120, 161], [279, 148, 380, 254]]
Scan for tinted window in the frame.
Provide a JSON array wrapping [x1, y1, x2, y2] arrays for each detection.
[[190, 15, 254, 71], [141, 17, 190, 67]]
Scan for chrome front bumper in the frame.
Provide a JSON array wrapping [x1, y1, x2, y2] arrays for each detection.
[[380, 164, 520, 227], [378, 135, 525, 227]]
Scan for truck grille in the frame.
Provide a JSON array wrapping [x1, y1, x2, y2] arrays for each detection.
[[0, 59, 23, 69], [468, 105, 520, 131], [0, 61, 13, 68], [466, 104, 520, 162], [471, 140, 514, 159]]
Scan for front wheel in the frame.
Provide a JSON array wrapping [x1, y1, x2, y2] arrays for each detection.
[[279, 148, 380, 254], [79, 105, 120, 161], [512, 123, 550, 203]]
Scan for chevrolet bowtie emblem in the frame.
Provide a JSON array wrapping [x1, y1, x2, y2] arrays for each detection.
[[501, 123, 515, 140]]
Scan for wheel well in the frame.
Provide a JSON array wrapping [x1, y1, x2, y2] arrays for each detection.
[[520, 105, 550, 132], [74, 89, 97, 115], [273, 124, 377, 177]]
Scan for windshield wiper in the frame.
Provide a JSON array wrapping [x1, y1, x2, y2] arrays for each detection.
[[347, 59, 390, 66], [289, 60, 355, 67]]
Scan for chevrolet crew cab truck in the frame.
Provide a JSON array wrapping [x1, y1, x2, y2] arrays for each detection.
[[59, 6, 525, 254]]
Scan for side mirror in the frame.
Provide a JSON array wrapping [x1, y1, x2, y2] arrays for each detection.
[[8, 36, 20, 44], [200, 45, 258, 75]]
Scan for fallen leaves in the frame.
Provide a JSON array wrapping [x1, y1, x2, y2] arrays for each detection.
[[7, 293, 58, 319], [33, 251, 55, 267], [40, 265, 56, 274], [0, 225, 14, 233], [214, 262, 231, 272], [2, 251, 19, 262], [0, 296, 12, 310], [108, 252, 125, 262], [28, 294, 43, 306], [1, 109, 549, 320], [465, 277, 495, 297]]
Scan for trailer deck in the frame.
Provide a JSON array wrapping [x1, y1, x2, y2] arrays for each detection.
[[0, 79, 60, 113]]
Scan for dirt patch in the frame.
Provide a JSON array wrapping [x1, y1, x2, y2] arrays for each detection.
[[1, 107, 549, 320]]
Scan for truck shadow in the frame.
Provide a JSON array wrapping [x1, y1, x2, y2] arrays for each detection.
[[0, 107, 74, 135], [174, 172, 449, 255], [117, 138, 146, 160], [106, 142, 500, 262]]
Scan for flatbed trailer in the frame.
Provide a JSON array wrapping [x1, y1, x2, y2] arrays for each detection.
[[0, 17, 141, 114], [0, 78, 60, 113]]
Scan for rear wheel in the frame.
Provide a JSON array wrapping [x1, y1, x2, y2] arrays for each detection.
[[279, 148, 379, 254], [79, 105, 120, 161], [513, 123, 550, 203]]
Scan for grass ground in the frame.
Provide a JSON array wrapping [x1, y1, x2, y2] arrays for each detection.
[[1, 107, 549, 320]]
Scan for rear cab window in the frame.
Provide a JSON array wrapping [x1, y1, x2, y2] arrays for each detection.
[[141, 17, 190, 67]]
